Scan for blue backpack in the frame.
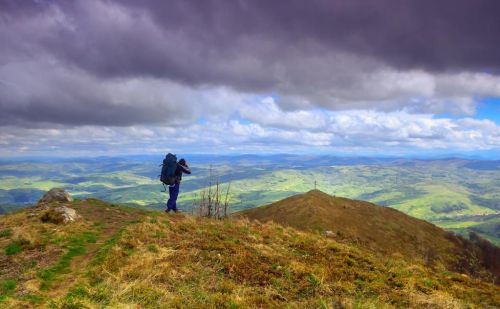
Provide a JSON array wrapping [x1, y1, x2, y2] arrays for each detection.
[[160, 153, 177, 186]]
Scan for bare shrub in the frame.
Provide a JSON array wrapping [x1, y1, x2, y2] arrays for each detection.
[[191, 166, 231, 219]]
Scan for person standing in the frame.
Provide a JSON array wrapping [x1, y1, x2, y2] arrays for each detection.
[[166, 158, 191, 213]]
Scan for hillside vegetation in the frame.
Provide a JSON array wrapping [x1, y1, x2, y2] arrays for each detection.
[[236, 190, 500, 284], [0, 196, 499, 308]]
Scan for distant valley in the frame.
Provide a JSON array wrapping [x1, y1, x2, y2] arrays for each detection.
[[0, 155, 499, 245]]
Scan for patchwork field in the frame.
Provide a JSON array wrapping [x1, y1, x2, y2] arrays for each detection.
[[0, 155, 499, 245]]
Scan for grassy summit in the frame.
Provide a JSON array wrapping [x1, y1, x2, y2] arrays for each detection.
[[0, 196, 499, 308], [234, 190, 455, 255], [235, 190, 500, 283]]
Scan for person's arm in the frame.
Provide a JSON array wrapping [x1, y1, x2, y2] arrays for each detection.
[[178, 163, 191, 174]]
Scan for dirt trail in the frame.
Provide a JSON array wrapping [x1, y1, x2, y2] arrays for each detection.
[[45, 200, 148, 298]]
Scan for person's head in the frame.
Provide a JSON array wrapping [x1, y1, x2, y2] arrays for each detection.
[[179, 158, 187, 166]]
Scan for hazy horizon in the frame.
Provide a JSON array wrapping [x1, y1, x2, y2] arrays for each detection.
[[1, 151, 500, 161]]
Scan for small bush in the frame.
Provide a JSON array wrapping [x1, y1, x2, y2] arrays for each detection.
[[191, 167, 231, 219]]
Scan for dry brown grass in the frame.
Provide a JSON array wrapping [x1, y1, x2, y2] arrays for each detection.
[[57, 213, 499, 308], [1, 198, 499, 308], [0, 199, 147, 307], [234, 190, 500, 283]]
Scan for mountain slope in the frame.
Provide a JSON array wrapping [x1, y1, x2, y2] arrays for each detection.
[[0, 198, 498, 308], [234, 190, 500, 282]]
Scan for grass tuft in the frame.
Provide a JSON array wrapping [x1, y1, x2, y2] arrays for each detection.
[[0, 229, 12, 238], [23, 293, 44, 305], [0, 279, 17, 302], [5, 238, 29, 256]]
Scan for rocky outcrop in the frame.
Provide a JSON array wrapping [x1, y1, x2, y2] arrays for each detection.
[[28, 188, 80, 224], [37, 188, 73, 205], [40, 205, 80, 224]]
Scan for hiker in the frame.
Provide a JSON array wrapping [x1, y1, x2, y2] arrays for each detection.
[[166, 158, 191, 213]]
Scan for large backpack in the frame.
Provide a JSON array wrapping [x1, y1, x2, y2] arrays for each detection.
[[160, 153, 178, 186]]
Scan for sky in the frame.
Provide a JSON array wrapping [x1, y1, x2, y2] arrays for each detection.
[[1, 0, 500, 157]]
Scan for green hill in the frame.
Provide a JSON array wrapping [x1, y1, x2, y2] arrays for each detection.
[[0, 195, 499, 308], [235, 190, 500, 284]]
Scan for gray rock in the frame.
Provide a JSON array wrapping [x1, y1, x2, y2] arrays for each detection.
[[37, 188, 73, 205], [40, 205, 80, 224], [323, 230, 335, 237], [54, 206, 80, 223]]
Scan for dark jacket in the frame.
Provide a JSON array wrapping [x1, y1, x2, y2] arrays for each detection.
[[175, 163, 191, 183]]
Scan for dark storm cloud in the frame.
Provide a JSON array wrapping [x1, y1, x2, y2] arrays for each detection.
[[1, 0, 500, 127], [0, 81, 191, 127], [0, 60, 201, 127], [4, 0, 500, 81], [121, 0, 500, 72]]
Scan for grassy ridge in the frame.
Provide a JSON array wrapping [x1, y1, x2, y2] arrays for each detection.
[[0, 199, 498, 308], [54, 213, 500, 308], [235, 190, 500, 283]]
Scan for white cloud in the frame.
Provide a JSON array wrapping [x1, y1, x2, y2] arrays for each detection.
[[238, 97, 327, 130], [1, 104, 499, 156], [235, 100, 500, 151]]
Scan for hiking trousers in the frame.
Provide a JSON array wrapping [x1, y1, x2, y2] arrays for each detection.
[[167, 183, 180, 211]]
